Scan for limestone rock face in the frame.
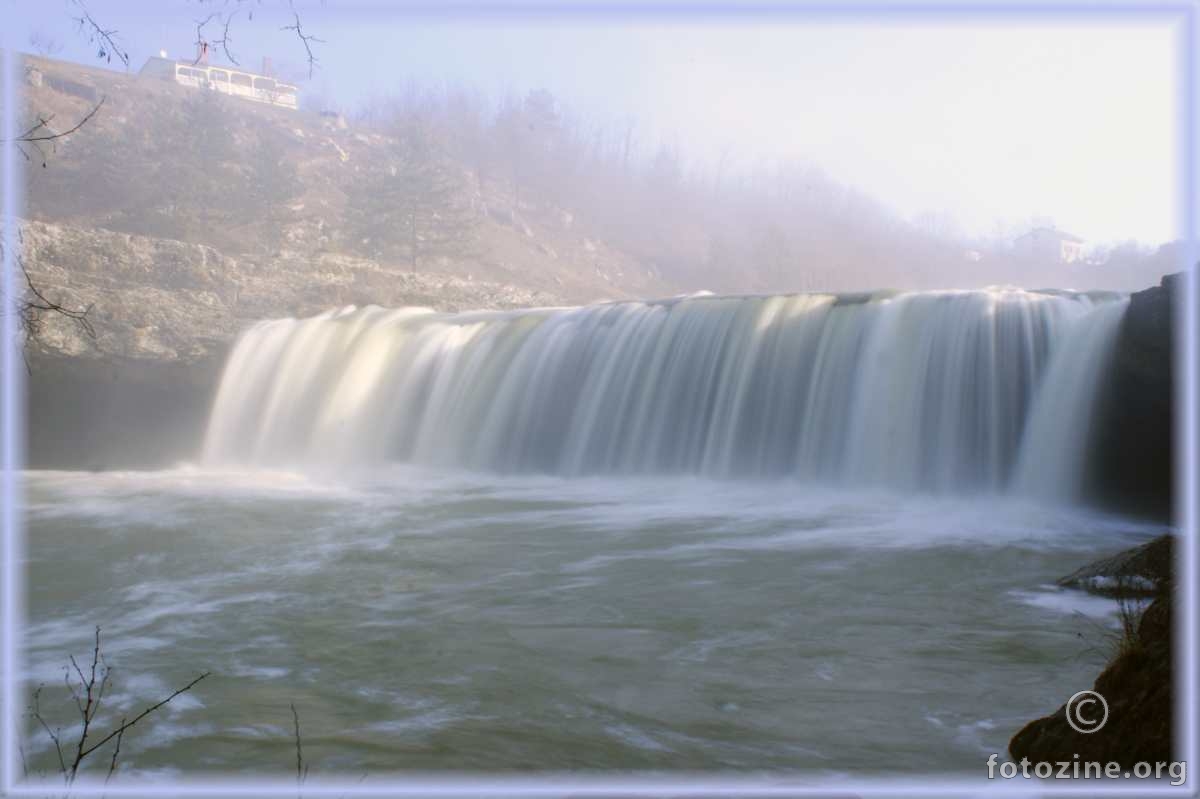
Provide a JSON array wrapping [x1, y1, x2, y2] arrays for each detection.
[[20, 219, 567, 467], [19, 220, 239, 361], [19, 219, 563, 364]]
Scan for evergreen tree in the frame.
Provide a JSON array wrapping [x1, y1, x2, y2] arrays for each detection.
[[346, 123, 476, 272], [491, 95, 527, 207], [149, 90, 240, 241], [242, 128, 302, 249]]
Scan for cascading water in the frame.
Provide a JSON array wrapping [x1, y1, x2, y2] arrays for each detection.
[[202, 288, 1126, 498], [1013, 297, 1129, 501]]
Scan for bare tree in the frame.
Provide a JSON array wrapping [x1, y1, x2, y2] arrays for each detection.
[[7, 234, 96, 350], [1, 104, 103, 356], [65, 0, 325, 75], [194, 11, 241, 66], [346, 125, 478, 273], [6, 1, 328, 359], [281, 11, 325, 78], [26, 627, 209, 785], [29, 31, 65, 58]]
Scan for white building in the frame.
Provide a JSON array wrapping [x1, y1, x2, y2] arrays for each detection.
[[139, 54, 298, 111], [1013, 227, 1085, 264]]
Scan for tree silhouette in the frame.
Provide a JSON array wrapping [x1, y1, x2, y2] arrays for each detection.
[[347, 122, 477, 273]]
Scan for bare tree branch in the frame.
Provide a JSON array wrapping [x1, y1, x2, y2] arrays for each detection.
[[14, 238, 97, 349], [69, 0, 129, 68], [281, 11, 324, 78], [17, 98, 105, 143], [26, 628, 210, 783], [8, 2, 324, 365], [67, 627, 106, 782], [104, 719, 126, 785], [2, 97, 105, 168], [77, 671, 211, 761], [193, 12, 220, 65], [1, 93, 102, 353], [67, 1, 320, 79], [291, 703, 309, 786], [29, 686, 68, 780], [193, 11, 241, 67], [218, 11, 241, 66]]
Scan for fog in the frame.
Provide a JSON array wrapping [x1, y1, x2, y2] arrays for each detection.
[[7, 4, 1182, 781], [6, 2, 1185, 293]]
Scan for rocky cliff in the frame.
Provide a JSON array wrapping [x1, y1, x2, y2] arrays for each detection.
[[1009, 591, 1173, 768], [21, 219, 567, 468], [18, 50, 677, 468], [1010, 536, 1174, 771], [1089, 272, 1179, 520], [20, 52, 671, 308], [20, 219, 564, 363]]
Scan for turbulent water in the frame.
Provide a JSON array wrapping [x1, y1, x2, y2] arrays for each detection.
[[24, 469, 1154, 777], [203, 289, 1125, 499], [23, 288, 1147, 779]]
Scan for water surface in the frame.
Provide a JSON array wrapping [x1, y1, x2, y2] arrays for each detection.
[[21, 466, 1155, 777]]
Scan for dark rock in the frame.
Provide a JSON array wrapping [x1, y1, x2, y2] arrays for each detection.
[[25, 351, 227, 469], [1009, 592, 1173, 768], [1088, 273, 1178, 520], [1057, 535, 1174, 598], [43, 73, 99, 102]]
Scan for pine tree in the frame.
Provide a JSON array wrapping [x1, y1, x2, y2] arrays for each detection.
[[150, 90, 240, 241], [346, 124, 477, 273], [242, 129, 302, 249]]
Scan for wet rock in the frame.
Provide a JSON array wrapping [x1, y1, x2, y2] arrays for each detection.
[[1011, 536, 1174, 770], [1089, 273, 1177, 519], [26, 350, 227, 469], [1009, 592, 1172, 768], [1057, 535, 1174, 598]]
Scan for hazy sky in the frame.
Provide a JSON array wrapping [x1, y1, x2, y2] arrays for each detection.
[[1, 1, 1184, 246]]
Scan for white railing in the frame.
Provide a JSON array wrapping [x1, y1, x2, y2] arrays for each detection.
[[173, 64, 298, 110]]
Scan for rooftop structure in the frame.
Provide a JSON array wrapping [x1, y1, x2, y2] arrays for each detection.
[[1013, 227, 1085, 264], [139, 55, 298, 111]]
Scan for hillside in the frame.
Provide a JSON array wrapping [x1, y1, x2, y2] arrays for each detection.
[[17, 51, 1180, 368], [18, 219, 564, 362], [18, 52, 674, 363]]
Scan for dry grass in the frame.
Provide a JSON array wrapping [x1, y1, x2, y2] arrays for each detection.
[[1109, 590, 1151, 661]]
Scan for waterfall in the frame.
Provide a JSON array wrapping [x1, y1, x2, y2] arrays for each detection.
[[1012, 298, 1130, 501], [203, 289, 1124, 497]]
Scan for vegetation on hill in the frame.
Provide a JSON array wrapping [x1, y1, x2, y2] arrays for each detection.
[[345, 118, 478, 272], [21, 53, 1177, 304], [20, 54, 666, 313]]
